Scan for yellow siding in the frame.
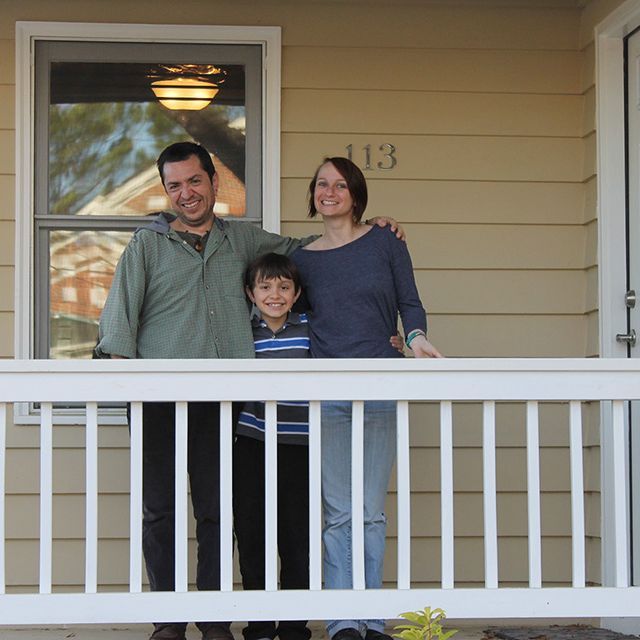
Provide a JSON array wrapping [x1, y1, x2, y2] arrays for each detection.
[[284, 48, 583, 94], [0, 221, 15, 265], [283, 180, 586, 225], [0, 130, 14, 174], [0, 176, 14, 220], [0, 86, 14, 128], [0, 267, 14, 311], [0, 313, 13, 356], [282, 91, 583, 136], [0, 38, 14, 81], [283, 133, 584, 182], [428, 316, 587, 358]]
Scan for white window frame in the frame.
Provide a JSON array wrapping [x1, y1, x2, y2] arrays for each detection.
[[14, 21, 282, 424]]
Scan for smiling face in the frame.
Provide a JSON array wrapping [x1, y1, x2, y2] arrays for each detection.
[[313, 162, 355, 220], [247, 276, 301, 333], [162, 154, 218, 233]]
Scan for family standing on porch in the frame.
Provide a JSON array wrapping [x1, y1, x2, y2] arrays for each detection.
[[96, 142, 441, 640]]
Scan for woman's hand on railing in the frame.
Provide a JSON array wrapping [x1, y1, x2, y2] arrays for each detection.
[[410, 335, 443, 358]]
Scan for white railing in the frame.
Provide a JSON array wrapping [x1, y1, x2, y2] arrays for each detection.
[[0, 358, 639, 625]]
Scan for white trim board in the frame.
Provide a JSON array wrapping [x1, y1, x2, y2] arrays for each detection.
[[595, 0, 640, 633], [596, 1, 640, 359]]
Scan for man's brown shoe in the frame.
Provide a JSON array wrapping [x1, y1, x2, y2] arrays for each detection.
[[150, 624, 187, 640], [201, 623, 234, 640]]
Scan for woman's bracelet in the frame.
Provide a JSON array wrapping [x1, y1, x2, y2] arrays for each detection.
[[405, 329, 426, 348]]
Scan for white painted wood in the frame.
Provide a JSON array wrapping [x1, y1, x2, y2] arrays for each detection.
[[0, 403, 5, 594], [483, 401, 498, 589], [174, 402, 188, 593], [596, 33, 629, 361], [569, 401, 586, 588], [39, 402, 53, 595], [440, 401, 454, 589], [13, 23, 36, 366], [85, 402, 98, 594], [129, 402, 143, 593], [351, 401, 365, 591], [4, 359, 640, 404], [396, 401, 411, 589], [261, 27, 282, 234], [265, 401, 278, 591], [308, 401, 322, 591], [612, 400, 630, 587], [1, 361, 640, 624], [624, 24, 640, 592], [1, 586, 640, 625], [219, 401, 234, 592], [526, 401, 542, 588], [595, 0, 640, 599]]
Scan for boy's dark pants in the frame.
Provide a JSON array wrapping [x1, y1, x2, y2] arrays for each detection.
[[233, 435, 311, 640], [141, 401, 232, 634]]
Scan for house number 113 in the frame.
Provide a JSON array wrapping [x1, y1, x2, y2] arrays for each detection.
[[346, 143, 397, 170]]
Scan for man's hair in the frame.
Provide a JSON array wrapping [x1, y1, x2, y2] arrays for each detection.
[[157, 142, 216, 184], [244, 253, 302, 293], [307, 156, 368, 222]]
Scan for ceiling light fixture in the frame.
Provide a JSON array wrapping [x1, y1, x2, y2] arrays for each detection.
[[150, 65, 226, 111]]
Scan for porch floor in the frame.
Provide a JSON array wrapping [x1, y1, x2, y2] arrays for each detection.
[[0, 621, 626, 640], [0, 622, 487, 640]]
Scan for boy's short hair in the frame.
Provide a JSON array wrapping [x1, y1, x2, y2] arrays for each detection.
[[244, 252, 302, 293]]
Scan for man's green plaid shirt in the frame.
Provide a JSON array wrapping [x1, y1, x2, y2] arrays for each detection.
[[97, 212, 312, 360]]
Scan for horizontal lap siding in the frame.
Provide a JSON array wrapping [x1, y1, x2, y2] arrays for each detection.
[[283, 180, 586, 225], [1, 35, 14, 359]]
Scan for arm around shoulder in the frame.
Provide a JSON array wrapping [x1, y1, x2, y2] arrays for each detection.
[[251, 224, 318, 256]]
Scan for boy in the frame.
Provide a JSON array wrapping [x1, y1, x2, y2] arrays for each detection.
[[233, 252, 311, 640]]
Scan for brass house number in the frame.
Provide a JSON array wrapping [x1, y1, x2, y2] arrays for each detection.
[[346, 143, 397, 170]]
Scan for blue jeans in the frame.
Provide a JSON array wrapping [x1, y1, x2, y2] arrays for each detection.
[[321, 401, 396, 638]]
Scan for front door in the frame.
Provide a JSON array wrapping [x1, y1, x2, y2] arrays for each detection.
[[624, 26, 640, 584]]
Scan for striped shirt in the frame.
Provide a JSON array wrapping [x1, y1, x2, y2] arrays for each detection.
[[236, 312, 310, 445]]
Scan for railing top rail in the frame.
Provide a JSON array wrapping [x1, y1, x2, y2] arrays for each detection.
[[1, 358, 640, 402], [4, 356, 640, 372]]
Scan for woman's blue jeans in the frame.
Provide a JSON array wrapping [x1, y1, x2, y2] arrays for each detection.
[[321, 400, 396, 638]]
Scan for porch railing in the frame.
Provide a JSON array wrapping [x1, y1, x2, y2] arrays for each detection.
[[0, 358, 639, 625]]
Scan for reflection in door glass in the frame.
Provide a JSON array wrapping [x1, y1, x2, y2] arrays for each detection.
[[49, 230, 132, 359], [48, 62, 246, 217]]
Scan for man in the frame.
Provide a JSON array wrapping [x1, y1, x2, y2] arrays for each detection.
[[96, 142, 317, 640], [97, 141, 400, 640]]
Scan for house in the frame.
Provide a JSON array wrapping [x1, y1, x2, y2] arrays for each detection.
[[1, 0, 640, 634]]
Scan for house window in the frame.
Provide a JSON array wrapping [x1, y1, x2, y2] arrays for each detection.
[[33, 39, 263, 360], [15, 23, 281, 423]]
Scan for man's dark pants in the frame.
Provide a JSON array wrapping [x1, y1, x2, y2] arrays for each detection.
[[141, 401, 230, 635]]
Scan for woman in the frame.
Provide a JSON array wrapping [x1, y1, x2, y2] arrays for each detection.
[[291, 157, 442, 640]]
